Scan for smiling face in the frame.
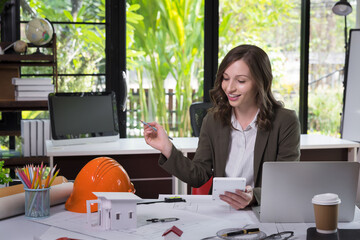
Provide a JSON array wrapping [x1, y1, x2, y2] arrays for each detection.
[[221, 59, 258, 112]]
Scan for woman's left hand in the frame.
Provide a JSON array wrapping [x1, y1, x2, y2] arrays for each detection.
[[219, 185, 254, 210]]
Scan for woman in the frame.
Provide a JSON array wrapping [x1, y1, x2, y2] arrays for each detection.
[[143, 44, 300, 209]]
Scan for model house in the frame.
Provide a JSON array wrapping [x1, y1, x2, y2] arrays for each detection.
[[87, 192, 142, 230]]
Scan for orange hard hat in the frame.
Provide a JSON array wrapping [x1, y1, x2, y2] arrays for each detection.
[[65, 156, 135, 213]]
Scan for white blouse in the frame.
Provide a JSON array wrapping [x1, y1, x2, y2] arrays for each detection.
[[225, 110, 259, 187]]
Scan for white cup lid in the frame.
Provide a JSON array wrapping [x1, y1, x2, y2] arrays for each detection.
[[312, 193, 341, 205]]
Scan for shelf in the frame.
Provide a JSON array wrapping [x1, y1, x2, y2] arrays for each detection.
[[0, 53, 55, 67], [1, 156, 49, 168], [0, 99, 48, 111], [0, 53, 54, 62], [0, 50, 56, 67], [0, 130, 20, 136], [0, 39, 56, 65]]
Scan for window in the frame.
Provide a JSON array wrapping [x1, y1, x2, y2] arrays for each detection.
[[20, 0, 106, 92], [126, 0, 205, 138], [219, 0, 301, 115], [308, 0, 357, 136]]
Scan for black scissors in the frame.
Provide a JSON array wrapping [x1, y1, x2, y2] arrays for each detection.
[[146, 217, 179, 223]]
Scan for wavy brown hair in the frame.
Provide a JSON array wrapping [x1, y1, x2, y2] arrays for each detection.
[[209, 44, 283, 130]]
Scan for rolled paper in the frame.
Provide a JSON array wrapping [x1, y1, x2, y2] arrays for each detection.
[[0, 181, 73, 219]]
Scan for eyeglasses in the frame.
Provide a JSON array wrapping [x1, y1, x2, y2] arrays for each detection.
[[261, 231, 294, 240], [201, 229, 293, 240]]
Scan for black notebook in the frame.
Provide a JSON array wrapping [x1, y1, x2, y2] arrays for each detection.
[[307, 227, 360, 240]]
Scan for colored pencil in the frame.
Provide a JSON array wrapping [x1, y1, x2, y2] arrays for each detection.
[[15, 163, 59, 189]]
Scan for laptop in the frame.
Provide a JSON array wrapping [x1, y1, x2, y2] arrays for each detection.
[[48, 92, 119, 146], [253, 161, 359, 223]]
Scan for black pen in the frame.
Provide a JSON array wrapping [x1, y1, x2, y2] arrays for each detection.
[[140, 120, 173, 140], [221, 228, 260, 237]]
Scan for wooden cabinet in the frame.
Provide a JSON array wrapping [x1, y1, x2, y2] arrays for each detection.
[[0, 34, 57, 168], [53, 154, 173, 199]]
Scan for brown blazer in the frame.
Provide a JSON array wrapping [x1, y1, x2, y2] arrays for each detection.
[[159, 107, 300, 201]]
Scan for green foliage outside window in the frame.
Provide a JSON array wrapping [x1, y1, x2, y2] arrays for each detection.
[[308, 85, 342, 137], [127, 0, 204, 137]]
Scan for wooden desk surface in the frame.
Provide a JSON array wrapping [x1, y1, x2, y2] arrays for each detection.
[[300, 134, 359, 149]]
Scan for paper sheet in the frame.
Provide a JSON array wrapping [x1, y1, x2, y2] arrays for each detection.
[[0, 182, 73, 219], [33, 204, 239, 240], [30, 194, 360, 240], [32, 195, 262, 240]]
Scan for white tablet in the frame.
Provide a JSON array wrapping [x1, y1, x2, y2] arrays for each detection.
[[212, 177, 246, 202]]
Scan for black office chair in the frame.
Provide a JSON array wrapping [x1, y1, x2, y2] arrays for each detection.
[[189, 102, 213, 137], [189, 102, 213, 194]]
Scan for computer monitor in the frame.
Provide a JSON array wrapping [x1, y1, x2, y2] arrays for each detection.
[[48, 92, 119, 146]]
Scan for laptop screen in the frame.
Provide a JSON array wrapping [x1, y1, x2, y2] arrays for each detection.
[[258, 161, 359, 223], [48, 92, 119, 145]]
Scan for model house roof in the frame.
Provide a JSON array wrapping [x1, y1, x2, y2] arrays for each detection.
[[162, 225, 183, 237], [93, 192, 142, 201]]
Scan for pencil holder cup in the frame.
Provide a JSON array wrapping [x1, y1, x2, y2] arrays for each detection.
[[24, 187, 50, 218]]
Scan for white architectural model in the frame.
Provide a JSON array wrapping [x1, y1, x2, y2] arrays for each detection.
[[86, 192, 142, 230]]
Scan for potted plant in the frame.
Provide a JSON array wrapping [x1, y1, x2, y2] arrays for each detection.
[[0, 160, 12, 187]]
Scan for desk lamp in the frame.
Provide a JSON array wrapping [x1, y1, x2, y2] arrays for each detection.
[[332, 0, 352, 137], [332, 0, 352, 55]]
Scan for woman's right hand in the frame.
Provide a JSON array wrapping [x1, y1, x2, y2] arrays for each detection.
[[143, 122, 173, 158]]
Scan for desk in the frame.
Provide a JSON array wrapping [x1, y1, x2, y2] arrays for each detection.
[[300, 134, 359, 162], [46, 135, 360, 198], [1, 195, 360, 240], [46, 138, 197, 198]]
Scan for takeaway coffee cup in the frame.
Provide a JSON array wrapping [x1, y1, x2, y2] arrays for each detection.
[[312, 193, 341, 234]]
